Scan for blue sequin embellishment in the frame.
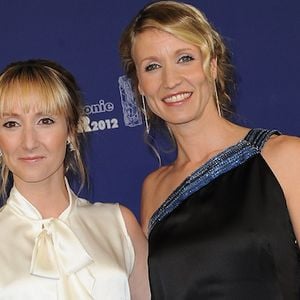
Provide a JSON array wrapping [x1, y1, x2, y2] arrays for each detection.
[[148, 128, 280, 233]]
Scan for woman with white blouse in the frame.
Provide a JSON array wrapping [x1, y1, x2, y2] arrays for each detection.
[[0, 59, 150, 300]]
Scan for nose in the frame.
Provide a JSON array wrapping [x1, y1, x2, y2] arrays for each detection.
[[162, 64, 182, 89], [21, 125, 39, 151]]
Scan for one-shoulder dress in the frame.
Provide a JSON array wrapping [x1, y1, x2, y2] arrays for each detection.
[[148, 128, 300, 300]]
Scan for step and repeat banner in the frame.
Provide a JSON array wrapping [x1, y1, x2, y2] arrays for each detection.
[[0, 0, 299, 218]]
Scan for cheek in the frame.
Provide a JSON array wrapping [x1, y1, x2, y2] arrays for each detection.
[[139, 73, 161, 95], [146, 98, 164, 119], [50, 140, 68, 165], [43, 130, 68, 153], [0, 139, 16, 155], [146, 100, 156, 114], [0, 141, 18, 170], [51, 135, 67, 151]]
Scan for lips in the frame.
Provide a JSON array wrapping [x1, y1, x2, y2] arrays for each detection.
[[162, 92, 192, 104], [19, 156, 44, 162]]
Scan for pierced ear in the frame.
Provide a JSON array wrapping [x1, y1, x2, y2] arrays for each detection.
[[210, 58, 218, 80]]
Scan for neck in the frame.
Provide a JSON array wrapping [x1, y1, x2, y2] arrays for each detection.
[[14, 176, 70, 218], [168, 116, 247, 164]]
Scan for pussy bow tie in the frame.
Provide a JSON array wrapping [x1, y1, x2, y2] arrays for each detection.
[[30, 218, 95, 299]]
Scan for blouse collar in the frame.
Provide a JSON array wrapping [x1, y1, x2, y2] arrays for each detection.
[[6, 178, 75, 221], [5, 178, 95, 298]]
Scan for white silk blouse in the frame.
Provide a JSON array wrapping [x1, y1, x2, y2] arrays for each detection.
[[0, 181, 134, 299]]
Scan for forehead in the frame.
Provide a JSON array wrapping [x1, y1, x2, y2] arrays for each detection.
[[132, 29, 199, 61]]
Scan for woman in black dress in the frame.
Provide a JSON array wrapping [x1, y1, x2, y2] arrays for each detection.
[[120, 1, 300, 299]]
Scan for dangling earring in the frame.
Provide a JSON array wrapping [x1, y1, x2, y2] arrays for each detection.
[[141, 95, 150, 134], [67, 139, 75, 152], [214, 81, 222, 117]]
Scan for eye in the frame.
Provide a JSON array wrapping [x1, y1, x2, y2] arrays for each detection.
[[38, 117, 55, 125], [3, 121, 19, 128], [145, 63, 161, 72], [178, 55, 194, 63]]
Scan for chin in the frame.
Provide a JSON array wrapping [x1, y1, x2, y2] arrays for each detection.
[[15, 173, 54, 184], [167, 116, 196, 125]]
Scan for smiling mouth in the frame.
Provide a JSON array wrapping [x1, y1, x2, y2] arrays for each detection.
[[163, 92, 192, 104]]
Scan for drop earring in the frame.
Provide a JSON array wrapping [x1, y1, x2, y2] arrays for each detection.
[[67, 139, 75, 152], [141, 95, 150, 134], [214, 81, 222, 117]]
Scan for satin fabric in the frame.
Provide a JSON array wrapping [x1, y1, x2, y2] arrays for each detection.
[[148, 129, 300, 299], [0, 180, 134, 300]]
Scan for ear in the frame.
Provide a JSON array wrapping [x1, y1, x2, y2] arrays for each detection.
[[67, 135, 73, 144], [210, 58, 218, 80]]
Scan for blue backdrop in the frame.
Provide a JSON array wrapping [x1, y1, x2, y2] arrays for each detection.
[[1, 0, 299, 218]]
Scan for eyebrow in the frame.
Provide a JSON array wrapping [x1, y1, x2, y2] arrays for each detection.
[[175, 47, 195, 53], [139, 47, 196, 63], [1, 112, 20, 117], [139, 56, 158, 64]]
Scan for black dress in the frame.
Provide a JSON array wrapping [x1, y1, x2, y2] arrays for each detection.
[[148, 129, 300, 299]]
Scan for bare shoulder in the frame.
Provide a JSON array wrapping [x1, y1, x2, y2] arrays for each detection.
[[263, 133, 300, 243], [144, 165, 171, 183], [262, 134, 300, 184], [140, 165, 171, 234], [119, 205, 151, 299], [119, 205, 144, 238], [262, 134, 300, 168], [265, 133, 300, 151]]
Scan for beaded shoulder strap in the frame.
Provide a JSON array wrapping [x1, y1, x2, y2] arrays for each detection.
[[244, 128, 281, 151]]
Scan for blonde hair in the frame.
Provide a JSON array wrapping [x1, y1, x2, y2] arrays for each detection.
[[120, 0, 234, 125], [0, 59, 87, 197]]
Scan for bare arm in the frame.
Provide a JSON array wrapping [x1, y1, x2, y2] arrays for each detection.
[[140, 166, 171, 236], [263, 134, 300, 243], [120, 205, 151, 300], [140, 174, 155, 236]]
